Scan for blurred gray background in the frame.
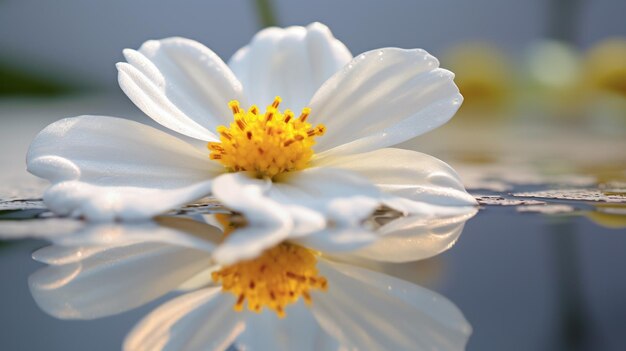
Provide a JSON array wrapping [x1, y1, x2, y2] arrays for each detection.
[[0, 0, 624, 91]]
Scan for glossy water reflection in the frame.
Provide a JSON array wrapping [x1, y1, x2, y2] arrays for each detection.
[[26, 210, 476, 350]]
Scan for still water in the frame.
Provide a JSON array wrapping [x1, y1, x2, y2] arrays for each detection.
[[1, 187, 624, 351]]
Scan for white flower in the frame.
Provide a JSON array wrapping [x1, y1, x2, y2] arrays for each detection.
[[26, 23, 476, 251], [29, 212, 474, 351]]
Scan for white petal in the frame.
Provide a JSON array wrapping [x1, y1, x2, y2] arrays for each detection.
[[293, 227, 378, 254], [118, 37, 245, 141], [210, 173, 326, 236], [124, 288, 245, 351], [210, 167, 381, 262], [42, 180, 213, 221], [26, 115, 220, 220], [312, 260, 471, 351], [350, 208, 477, 263], [315, 148, 477, 208], [236, 301, 340, 351], [29, 242, 212, 319], [228, 22, 352, 111], [271, 167, 381, 225], [27, 116, 222, 188], [212, 173, 288, 226], [309, 49, 463, 156]]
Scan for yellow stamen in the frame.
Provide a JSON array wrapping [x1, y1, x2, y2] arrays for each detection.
[[229, 100, 241, 115], [298, 107, 311, 122], [271, 96, 282, 109], [212, 243, 328, 317], [249, 105, 259, 115], [208, 97, 326, 179]]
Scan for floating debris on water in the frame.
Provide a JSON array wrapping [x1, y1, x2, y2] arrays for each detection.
[[513, 189, 626, 203], [516, 204, 576, 214], [475, 195, 546, 206], [0, 199, 46, 211], [170, 198, 226, 216]]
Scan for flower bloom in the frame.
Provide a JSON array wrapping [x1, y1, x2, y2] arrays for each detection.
[[29, 212, 474, 350], [583, 37, 626, 99], [26, 23, 476, 253]]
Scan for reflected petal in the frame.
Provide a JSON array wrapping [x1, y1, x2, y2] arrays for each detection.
[[123, 288, 245, 351], [293, 227, 378, 254], [0, 219, 84, 241], [29, 242, 212, 319], [236, 301, 339, 351], [33, 245, 116, 266], [312, 260, 471, 350], [32, 218, 221, 263], [175, 266, 219, 292], [212, 224, 291, 266], [351, 207, 476, 263]]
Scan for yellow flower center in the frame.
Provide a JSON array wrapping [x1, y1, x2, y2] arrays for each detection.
[[212, 243, 328, 317], [208, 97, 326, 179]]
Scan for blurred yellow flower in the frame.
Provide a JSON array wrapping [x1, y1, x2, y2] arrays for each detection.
[[583, 37, 626, 99], [580, 37, 626, 131], [442, 42, 514, 117]]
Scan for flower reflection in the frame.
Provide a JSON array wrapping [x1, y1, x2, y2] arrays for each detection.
[[29, 210, 476, 350], [584, 204, 626, 229]]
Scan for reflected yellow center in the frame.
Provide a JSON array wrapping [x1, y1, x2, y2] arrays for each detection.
[[208, 97, 326, 179], [212, 243, 328, 317]]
